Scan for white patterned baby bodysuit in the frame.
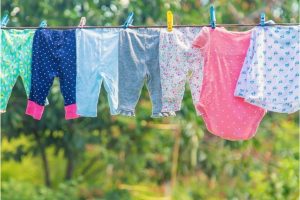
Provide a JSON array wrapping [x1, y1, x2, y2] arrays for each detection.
[[235, 26, 300, 113]]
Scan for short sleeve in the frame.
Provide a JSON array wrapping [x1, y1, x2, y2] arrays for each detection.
[[192, 27, 210, 54]]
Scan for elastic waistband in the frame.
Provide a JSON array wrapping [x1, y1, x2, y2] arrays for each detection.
[[36, 28, 76, 35], [77, 28, 120, 33], [1, 29, 35, 35], [258, 25, 300, 31], [35, 29, 76, 41], [121, 28, 160, 36], [160, 27, 202, 35], [76, 28, 120, 37], [34, 29, 76, 46]]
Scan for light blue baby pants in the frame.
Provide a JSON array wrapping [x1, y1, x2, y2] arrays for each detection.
[[76, 28, 119, 117]]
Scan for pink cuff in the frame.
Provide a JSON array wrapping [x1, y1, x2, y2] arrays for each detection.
[[65, 104, 80, 120], [25, 100, 45, 120]]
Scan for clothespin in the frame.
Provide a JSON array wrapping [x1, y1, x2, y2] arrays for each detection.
[[260, 12, 265, 26], [78, 17, 86, 27], [1, 13, 9, 27], [265, 20, 275, 25], [209, 5, 216, 29], [39, 20, 47, 28], [167, 10, 173, 32], [122, 12, 134, 29]]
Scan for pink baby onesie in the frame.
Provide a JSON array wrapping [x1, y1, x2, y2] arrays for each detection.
[[193, 27, 266, 140]]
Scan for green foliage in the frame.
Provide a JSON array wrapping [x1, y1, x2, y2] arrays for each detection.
[[1, 0, 299, 199], [1, 179, 80, 200]]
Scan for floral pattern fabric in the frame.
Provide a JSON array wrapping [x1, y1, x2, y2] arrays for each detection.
[[0, 29, 35, 112], [159, 27, 203, 115]]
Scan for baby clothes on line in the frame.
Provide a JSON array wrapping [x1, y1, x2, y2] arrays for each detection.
[[26, 29, 79, 120], [76, 29, 119, 117], [193, 27, 266, 141], [235, 26, 300, 113], [159, 27, 203, 115], [118, 28, 164, 117], [0, 29, 35, 112]]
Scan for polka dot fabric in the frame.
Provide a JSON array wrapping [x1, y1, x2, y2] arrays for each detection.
[[193, 27, 266, 141], [25, 29, 79, 120], [235, 26, 300, 113]]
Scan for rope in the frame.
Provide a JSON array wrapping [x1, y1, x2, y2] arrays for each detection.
[[1, 23, 299, 29]]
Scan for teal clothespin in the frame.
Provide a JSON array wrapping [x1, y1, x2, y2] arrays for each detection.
[[39, 20, 47, 28], [210, 5, 216, 29], [260, 12, 265, 26], [1, 13, 9, 27], [122, 12, 134, 29]]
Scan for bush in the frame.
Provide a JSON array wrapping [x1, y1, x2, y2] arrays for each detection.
[[1, 180, 79, 200]]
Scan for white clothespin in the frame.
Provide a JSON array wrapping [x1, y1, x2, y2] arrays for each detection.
[[78, 17, 86, 27]]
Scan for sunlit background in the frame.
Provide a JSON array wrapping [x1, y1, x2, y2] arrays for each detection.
[[1, 0, 299, 199]]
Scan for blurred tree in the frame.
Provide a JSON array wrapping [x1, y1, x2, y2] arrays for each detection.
[[1, 0, 299, 199]]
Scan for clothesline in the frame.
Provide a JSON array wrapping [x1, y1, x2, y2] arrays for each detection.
[[1, 23, 299, 29], [1, 20, 299, 140]]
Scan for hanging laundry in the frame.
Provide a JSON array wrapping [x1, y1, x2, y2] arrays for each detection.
[[235, 26, 300, 113], [193, 27, 266, 140], [25, 29, 79, 120], [76, 28, 119, 117], [117, 28, 164, 117], [159, 27, 203, 116], [0, 29, 35, 112]]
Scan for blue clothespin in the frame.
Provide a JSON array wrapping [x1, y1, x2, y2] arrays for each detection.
[[1, 13, 9, 27], [39, 20, 47, 28], [260, 12, 265, 26], [210, 5, 216, 29], [122, 12, 134, 29]]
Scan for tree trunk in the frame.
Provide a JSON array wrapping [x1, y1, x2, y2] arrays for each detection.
[[33, 131, 51, 187], [65, 149, 74, 180], [171, 127, 181, 188], [81, 155, 100, 176]]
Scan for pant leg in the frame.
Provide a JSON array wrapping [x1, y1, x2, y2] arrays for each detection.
[[0, 30, 19, 112], [58, 30, 79, 120], [0, 63, 18, 113], [144, 30, 165, 117], [75, 29, 104, 117], [26, 30, 56, 120], [0, 62, 19, 112], [183, 28, 204, 115], [101, 30, 119, 115], [118, 30, 146, 116], [76, 73, 102, 117], [187, 46, 204, 115], [19, 30, 34, 99]]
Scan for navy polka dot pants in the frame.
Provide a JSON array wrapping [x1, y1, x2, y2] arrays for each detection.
[[25, 29, 79, 120]]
